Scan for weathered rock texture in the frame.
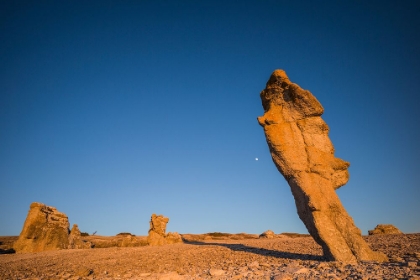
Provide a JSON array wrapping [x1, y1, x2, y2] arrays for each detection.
[[68, 224, 92, 249], [257, 70, 387, 263], [14, 202, 70, 253], [369, 224, 403, 235], [259, 230, 276, 239], [147, 214, 182, 246]]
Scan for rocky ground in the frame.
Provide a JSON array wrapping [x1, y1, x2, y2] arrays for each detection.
[[1, 233, 419, 280]]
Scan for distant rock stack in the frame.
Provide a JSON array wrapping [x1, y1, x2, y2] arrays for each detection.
[[369, 224, 403, 235], [147, 214, 182, 246], [257, 70, 388, 263], [14, 202, 71, 253]]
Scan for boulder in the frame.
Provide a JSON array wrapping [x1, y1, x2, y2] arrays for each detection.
[[257, 70, 387, 263], [68, 224, 92, 249], [166, 232, 183, 244], [117, 234, 134, 247], [147, 214, 182, 246], [259, 230, 276, 239], [14, 202, 70, 253], [368, 224, 403, 235]]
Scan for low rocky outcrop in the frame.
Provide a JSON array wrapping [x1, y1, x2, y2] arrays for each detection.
[[258, 70, 387, 263], [259, 230, 276, 239], [14, 202, 71, 253], [369, 224, 403, 235], [68, 224, 92, 249], [147, 214, 182, 246], [165, 232, 183, 244], [80, 235, 148, 248]]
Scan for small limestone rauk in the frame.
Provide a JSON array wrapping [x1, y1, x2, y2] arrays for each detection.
[[14, 202, 70, 253], [147, 213, 183, 246]]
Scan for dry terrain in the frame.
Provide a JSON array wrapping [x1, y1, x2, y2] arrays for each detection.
[[1, 233, 419, 279]]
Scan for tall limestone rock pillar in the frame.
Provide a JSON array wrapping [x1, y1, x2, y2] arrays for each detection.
[[257, 70, 387, 263]]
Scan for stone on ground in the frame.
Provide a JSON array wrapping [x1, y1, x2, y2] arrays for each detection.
[[259, 230, 276, 239], [369, 224, 403, 235], [68, 224, 92, 249]]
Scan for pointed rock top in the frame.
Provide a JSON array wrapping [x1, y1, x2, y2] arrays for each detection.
[[260, 69, 323, 118], [266, 69, 291, 88], [272, 69, 289, 79]]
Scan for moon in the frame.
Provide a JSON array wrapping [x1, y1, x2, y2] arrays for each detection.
[[255, 158, 258, 161]]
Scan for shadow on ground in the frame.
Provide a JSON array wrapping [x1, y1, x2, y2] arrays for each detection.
[[0, 248, 15, 254], [182, 239, 324, 261]]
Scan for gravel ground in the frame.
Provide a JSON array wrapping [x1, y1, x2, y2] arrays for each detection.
[[1, 234, 419, 279]]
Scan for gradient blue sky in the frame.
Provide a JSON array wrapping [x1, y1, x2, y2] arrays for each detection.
[[1, 1, 419, 236]]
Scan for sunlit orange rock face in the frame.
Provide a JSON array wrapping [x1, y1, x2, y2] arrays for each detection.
[[14, 202, 70, 253], [258, 70, 387, 263]]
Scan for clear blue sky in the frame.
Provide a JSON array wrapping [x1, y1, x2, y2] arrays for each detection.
[[1, 1, 419, 236]]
